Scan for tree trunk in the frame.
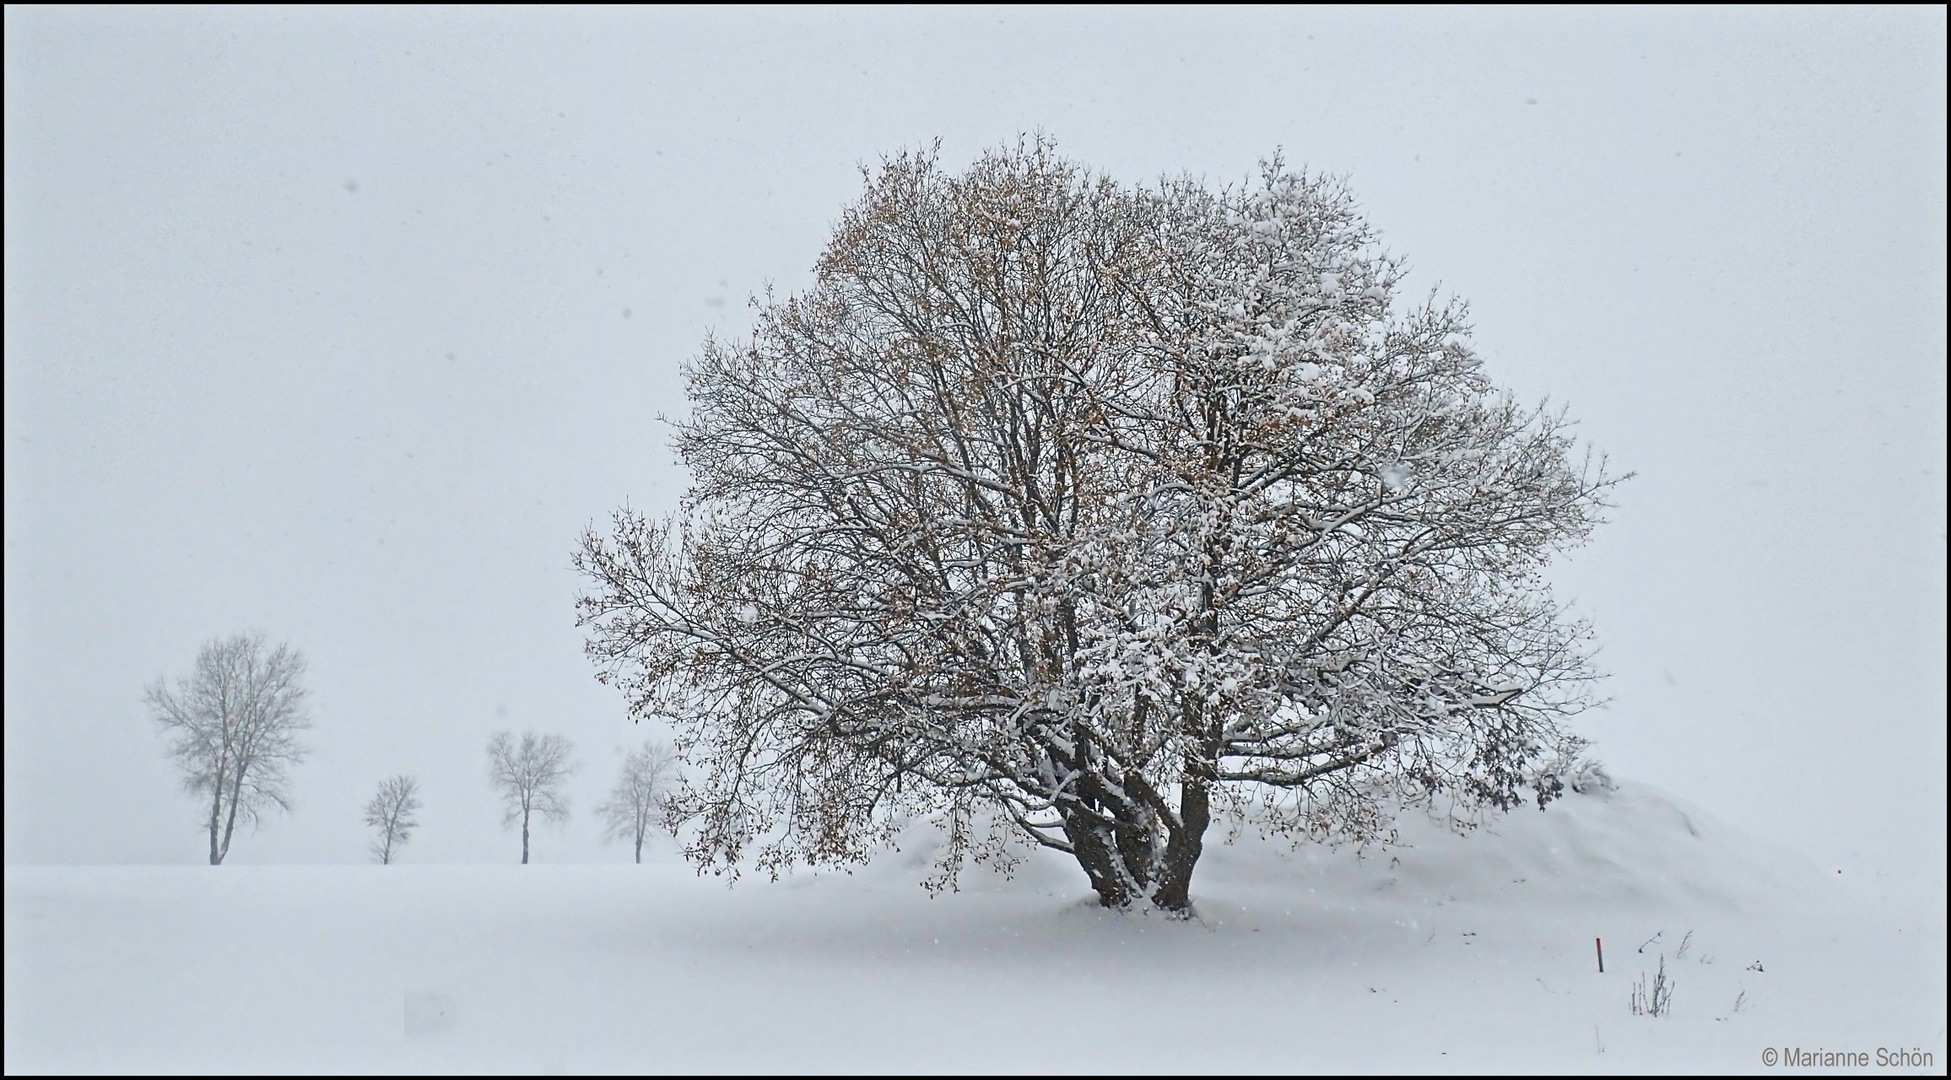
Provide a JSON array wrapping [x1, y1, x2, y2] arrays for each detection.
[[1061, 810, 1133, 908], [1151, 763, 1211, 912], [219, 767, 246, 864], [634, 828, 643, 864], [208, 747, 230, 865], [1056, 749, 1214, 913], [521, 806, 531, 865], [1144, 550, 1225, 913]]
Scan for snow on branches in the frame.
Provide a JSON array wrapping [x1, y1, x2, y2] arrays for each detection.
[[575, 138, 1622, 912]]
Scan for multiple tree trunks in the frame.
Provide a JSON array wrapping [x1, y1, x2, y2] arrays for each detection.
[[145, 632, 312, 867]]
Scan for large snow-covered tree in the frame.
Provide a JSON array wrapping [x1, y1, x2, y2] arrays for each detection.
[[145, 631, 313, 865], [575, 139, 1620, 912]]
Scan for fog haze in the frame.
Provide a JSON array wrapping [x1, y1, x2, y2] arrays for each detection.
[[5, 8, 1943, 897]]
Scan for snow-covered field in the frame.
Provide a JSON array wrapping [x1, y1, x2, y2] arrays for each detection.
[[6, 780, 1943, 1074]]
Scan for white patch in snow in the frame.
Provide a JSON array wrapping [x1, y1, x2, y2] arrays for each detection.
[[404, 991, 456, 1038]]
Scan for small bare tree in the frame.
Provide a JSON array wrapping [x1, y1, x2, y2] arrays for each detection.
[[145, 631, 312, 865], [364, 775, 422, 864], [597, 740, 677, 863], [487, 730, 576, 864]]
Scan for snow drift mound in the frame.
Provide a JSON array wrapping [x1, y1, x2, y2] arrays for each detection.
[[1197, 778, 1832, 914], [854, 777, 1830, 917]]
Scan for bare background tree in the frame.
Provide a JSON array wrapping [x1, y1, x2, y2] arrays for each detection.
[[363, 774, 422, 864], [144, 632, 312, 865], [486, 730, 576, 864], [576, 139, 1620, 911], [596, 739, 677, 863]]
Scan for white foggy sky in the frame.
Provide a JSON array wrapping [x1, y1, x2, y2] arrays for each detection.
[[5, 7, 1945, 891]]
